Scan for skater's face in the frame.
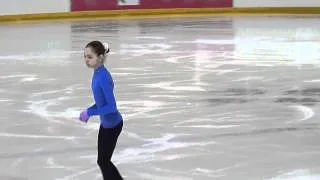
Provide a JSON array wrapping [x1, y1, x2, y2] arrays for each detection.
[[84, 47, 103, 69]]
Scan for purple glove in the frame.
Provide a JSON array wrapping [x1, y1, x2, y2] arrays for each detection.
[[79, 110, 89, 123]]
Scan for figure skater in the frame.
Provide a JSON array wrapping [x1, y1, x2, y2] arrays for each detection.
[[79, 40, 123, 180]]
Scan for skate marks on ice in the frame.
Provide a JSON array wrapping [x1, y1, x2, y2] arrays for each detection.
[[0, 16, 320, 179]]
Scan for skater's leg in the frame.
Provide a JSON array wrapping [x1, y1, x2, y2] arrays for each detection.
[[97, 122, 123, 179]]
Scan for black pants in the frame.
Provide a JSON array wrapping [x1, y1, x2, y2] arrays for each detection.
[[97, 121, 123, 180]]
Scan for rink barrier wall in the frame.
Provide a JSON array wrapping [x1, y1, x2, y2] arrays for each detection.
[[0, 0, 69, 16], [1, 7, 320, 22], [71, 0, 232, 11], [234, 0, 320, 8]]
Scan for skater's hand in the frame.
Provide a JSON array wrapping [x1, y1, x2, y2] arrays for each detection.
[[79, 110, 89, 123]]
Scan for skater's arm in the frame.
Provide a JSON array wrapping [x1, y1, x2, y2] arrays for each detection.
[[87, 75, 117, 116], [87, 103, 97, 111]]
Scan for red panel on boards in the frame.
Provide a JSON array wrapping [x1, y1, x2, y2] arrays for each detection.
[[71, 0, 232, 11], [140, 0, 232, 9]]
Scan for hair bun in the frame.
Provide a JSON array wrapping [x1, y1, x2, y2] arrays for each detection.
[[103, 43, 110, 54]]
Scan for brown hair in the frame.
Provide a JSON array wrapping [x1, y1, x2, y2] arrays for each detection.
[[85, 41, 110, 63]]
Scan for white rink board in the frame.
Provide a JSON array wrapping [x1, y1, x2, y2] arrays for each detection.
[[234, 0, 320, 7], [118, 0, 140, 6], [0, 0, 69, 15]]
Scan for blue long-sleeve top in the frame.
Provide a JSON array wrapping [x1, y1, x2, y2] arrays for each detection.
[[87, 64, 123, 128]]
